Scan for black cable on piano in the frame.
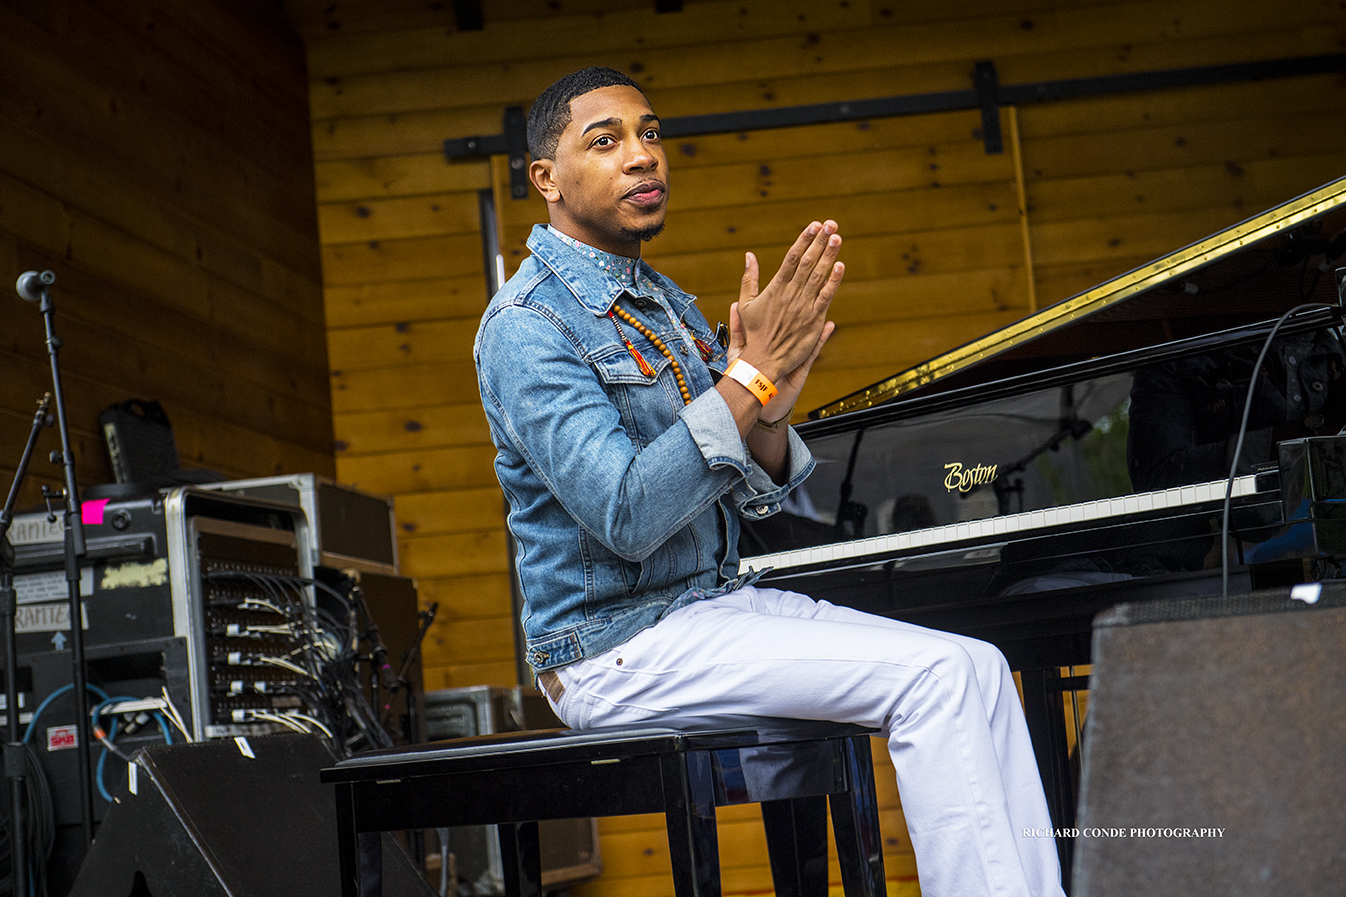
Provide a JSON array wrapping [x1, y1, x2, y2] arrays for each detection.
[[1221, 302, 1340, 599]]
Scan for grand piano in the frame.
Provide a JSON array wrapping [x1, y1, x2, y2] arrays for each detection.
[[739, 175, 1346, 884]]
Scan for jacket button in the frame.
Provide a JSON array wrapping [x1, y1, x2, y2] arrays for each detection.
[[634, 298, 648, 309]]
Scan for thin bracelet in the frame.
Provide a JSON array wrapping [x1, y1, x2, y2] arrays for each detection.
[[724, 358, 778, 405], [754, 404, 795, 433]]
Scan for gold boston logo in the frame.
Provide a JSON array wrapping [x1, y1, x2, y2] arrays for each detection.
[[943, 462, 997, 493]]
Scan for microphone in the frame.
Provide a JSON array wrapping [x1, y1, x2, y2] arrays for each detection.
[[16, 270, 55, 302]]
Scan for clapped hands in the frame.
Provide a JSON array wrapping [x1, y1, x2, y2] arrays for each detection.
[[729, 220, 844, 422]]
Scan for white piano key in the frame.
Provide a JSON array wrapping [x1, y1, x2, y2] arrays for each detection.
[[741, 474, 1264, 575]]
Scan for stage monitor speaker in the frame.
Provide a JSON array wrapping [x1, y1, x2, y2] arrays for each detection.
[[1073, 585, 1346, 896], [98, 399, 179, 485], [68, 733, 434, 897]]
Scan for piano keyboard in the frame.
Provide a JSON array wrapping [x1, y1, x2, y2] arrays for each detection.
[[740, 474, 1263, 576]]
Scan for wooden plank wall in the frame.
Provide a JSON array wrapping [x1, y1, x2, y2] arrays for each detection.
[[0, 0, 334, 509], [291, 1, 1346, 894]]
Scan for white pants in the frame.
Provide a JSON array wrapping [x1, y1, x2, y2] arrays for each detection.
[[545, 586, 1066, 897]]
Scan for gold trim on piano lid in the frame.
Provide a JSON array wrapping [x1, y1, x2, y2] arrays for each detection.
[[814, 174, 1346, 419]]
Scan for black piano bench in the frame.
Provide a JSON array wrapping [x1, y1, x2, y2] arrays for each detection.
[[321, 717, 888, 897]]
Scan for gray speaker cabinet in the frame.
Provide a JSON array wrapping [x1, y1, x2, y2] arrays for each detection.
[[1074, 586, 1346, 896]]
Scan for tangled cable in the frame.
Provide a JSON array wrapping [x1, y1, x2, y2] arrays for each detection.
[[201, 570, 392, 757]]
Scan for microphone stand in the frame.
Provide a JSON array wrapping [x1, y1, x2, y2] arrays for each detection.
[[377, 601, 438, 737], [19, 270, 95, 848], [1, 396, 52, 897]]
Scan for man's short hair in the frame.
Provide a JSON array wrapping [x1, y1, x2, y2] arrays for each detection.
[[527, 66, 644, 161]]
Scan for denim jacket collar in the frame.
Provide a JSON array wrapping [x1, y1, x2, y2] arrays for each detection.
[[526, 224, 698, 320]]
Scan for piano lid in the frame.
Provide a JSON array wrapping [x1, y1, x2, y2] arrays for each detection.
[[812, 175, 1346, 419]]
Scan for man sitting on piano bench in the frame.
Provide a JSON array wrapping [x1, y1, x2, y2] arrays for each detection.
[[473, 66, 1066, 897]]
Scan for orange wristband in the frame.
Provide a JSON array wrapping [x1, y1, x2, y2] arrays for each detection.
[[724, 358, 778, 406]]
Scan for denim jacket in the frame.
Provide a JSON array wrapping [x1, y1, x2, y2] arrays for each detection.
[[474, 225, 814, 672]]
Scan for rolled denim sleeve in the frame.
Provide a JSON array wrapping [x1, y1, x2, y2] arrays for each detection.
[[679, 388, 815, 519]]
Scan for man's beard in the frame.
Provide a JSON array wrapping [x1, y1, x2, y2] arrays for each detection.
[[621, 221, 665, 243]]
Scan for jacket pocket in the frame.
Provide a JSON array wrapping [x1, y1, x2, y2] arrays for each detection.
[[589, 340, 679, 447]]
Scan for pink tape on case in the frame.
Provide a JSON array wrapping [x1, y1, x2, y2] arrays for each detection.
[[82, 499, 109, 525]]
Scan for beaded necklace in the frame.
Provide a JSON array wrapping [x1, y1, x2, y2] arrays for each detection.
[[608, 305, 691, 405], [546, 228, 717, 407]]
